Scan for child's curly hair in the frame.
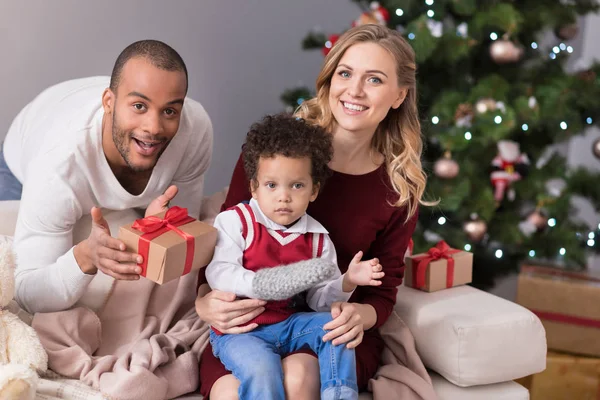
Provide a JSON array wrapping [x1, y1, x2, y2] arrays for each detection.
[[243, 114, 333, 190]]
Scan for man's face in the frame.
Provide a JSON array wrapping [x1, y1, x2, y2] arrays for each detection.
[[105, 57, 187, 172]]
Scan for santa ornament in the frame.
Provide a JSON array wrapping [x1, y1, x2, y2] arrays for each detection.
[[353, 2, 390, 27], [490, 140, 530, 203]]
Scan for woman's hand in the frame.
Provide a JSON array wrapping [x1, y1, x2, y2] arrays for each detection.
[[195, 286, 267, 334], [322, 302, 377, 348]]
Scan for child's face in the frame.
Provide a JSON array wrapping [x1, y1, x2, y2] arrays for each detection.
[[251, 155, 319, 226]]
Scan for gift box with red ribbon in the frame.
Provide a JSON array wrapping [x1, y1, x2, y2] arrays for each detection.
[[118, 206, 217, 284], [404, 240, 473, 292], [517, 264, 600, 357]]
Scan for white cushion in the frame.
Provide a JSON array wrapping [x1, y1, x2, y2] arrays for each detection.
[[394, 285, 546, 387], [431, 373, 529, 400]]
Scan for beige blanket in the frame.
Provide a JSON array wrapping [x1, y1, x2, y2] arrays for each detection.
[[32, 272, 209, 400]]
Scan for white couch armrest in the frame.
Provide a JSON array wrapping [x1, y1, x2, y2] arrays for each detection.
[[0, 200, 20, 237], [394, 284, 546, 387]]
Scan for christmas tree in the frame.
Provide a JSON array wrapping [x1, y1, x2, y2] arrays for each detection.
[[282, 0, 600, 289]]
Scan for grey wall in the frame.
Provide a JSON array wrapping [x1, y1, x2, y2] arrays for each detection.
[[0, 0, 359, 194]]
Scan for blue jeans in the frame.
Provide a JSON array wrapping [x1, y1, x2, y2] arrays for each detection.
[[210, 312, 358, 400], [0, 143, 22, 200]]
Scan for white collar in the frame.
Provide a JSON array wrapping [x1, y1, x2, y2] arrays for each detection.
[[249, 198, 328, 235]]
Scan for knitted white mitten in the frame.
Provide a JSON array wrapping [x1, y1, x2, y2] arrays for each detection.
[[252, 258, 337, 300]]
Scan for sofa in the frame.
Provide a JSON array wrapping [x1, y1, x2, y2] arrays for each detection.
[[0, 199, 546, 399]]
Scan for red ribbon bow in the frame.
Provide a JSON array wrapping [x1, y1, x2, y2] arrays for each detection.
[[412, 240, 460, 289], [132, 206, 196, 277]]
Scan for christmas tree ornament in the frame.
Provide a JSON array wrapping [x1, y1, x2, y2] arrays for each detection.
[[545, 178, 566, 197], [455, 103, 474, 127], [528, 96, 538, 109], [490, 140, 530, 203], [353, 2, 390, 27], [592, 138, 600, 159], [475, 98, 497, 114], [519, 209, 548, 237], [456, 22, 468, 38], [322, 34, 340, 56], [578, 69, 597, 83], [463, 214, 487, 242], [426, 19, 443, 38], [555, 23, 579, 40], [434, 152, 460, 179], [490, 39, 523, 64]]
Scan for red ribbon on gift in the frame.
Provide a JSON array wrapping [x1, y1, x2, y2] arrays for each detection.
[[412, 240, 460, 289], [132, 206, 196, 277]]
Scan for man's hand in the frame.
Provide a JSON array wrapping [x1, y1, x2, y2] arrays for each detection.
[[145, 185, 178, 217], [74, 207, 142, 280]]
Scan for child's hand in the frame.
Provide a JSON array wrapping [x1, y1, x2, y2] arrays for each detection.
[[346, 251, 384, 287], [145, 185, 178, 217]]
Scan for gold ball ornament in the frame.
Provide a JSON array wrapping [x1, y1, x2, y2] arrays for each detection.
[[475, 98, 497, 114], [463, 218, 488, 242], [556, 23, 579, 41], [490, 40, 523, 64], [527, 210, 548, 230], [434, 153, 460, 179], [593, 138, 600, 160]]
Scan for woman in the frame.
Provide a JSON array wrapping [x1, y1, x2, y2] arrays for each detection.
[[196, 23, 431, 399]]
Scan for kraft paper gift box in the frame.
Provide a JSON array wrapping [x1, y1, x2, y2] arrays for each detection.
[[517, 351, 600, 400], [119, 206, 217, 284], [405, 240, 473, 292], [517, 264, 600, 357]]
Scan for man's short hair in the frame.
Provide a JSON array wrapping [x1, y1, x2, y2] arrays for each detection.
[[243, 113, 333, 189], [109, 39, 188, 93]]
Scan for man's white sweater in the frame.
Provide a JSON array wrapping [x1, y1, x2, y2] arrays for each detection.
[[3, 77, 213, 313]]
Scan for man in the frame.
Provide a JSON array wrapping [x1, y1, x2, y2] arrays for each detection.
[[2, 40, 213, 314]]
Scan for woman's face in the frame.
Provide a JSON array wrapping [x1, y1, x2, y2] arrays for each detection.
[[328, 42, 406, 138]]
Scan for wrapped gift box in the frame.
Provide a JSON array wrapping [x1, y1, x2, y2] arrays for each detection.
[[119, 206, 217, 284], [517, 351, 600, 400], [405, 241, 473, 292], [517, 264, 600, 357]]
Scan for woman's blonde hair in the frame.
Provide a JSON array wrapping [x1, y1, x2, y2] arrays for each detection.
[[296, 24, 433, 221]]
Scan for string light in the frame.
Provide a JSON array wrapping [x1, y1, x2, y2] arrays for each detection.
[[425, 0, 434, 5], [531, 42, 538, 49], [560, 121, 568, 130], [522, 124, 529, 131], [587, 117, 593, 124], [396, 8, 404, 16], [494, 116, 502, 124], [427, 10, 435, 17], [495, 249, 503, 258], [464, 131, 472, 140], [490, 32, 498, 40], [588, 239, 595, 247], [553, 46, 560, 54], [567, 46, 574, 53], [297, 98, 304, 105], [548, 218, 557, 227], [598, 222, 600, 230], [559, 43, 567, 51], [550, 53, 557, 60], [325, 41, 333, 49], [438, 217, 446, 225], [589, 232, 595, 239], [464, 244, 472, 251], [529, 250, 536, 257], [408, 33, 416, 40], [559, 248, 566, 256], [432, 116, 440, 124]]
